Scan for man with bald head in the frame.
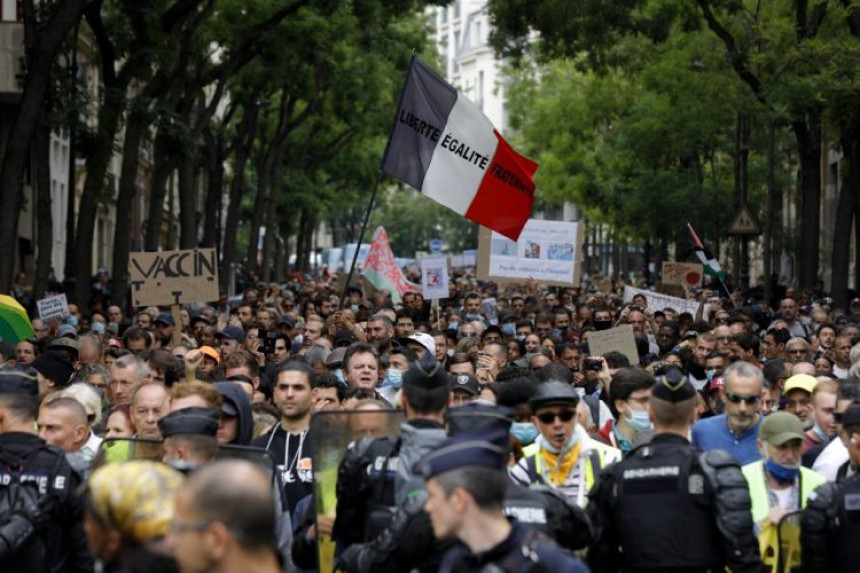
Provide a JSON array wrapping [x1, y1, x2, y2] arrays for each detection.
[[168, 460, 281, 573]]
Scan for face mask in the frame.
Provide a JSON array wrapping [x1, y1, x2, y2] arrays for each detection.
[[379, 368, 403, 389], [294, 334, 304, 347], [446, 348, 455, 358], [92, 321, 105, 334], [594, 319, 612, 331], [812, 425, 830, 442], [66, 316, 79, 327], [464, 313, 483, 323], [334, 369, 345, 385], [448, 321, 460, 331], [501, 323, 516, 336], [705, 369, 717, 382], [351, 304, 359, 313], [515, 334, 526, 342], [552, 329, 564, 339], [764, 454, 800, 484], [624, 405, 653, 433], [541, 432, 577, 455], [510, 422, 539, 445]]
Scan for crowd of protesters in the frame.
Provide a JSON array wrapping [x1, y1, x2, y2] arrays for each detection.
[[2, 268, 860, 571]]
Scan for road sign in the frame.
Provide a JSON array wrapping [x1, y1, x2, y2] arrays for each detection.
[[727, 203, 760, 235], [429, 238, 442, 253]]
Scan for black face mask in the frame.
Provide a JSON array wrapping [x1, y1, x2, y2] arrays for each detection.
[[594, 319, 612, 331]]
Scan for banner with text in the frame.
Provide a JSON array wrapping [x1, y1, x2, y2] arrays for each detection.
[[37, 293, 69, 322], [129, 248, 219, 307], [624, 285, 712, 317], [477, 219, 582, 286]]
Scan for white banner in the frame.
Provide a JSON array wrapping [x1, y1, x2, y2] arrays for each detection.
[[421, 256, 450, 300], [624, 286, 712, 317]]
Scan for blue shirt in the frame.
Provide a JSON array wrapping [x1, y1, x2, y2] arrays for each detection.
[[691, 414, 762, 465]]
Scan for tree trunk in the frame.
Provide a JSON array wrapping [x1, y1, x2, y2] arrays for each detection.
[[0, 0, 91, 293], [110, 108, 145, 314], [831, 134, 856, 309], [792, 114, 822, 291], [221, 101, 260, 293], [178, 160, 197, 249], [763, 122, 776, 306], [201, 127, 224, 249], [144, 130, 174, 251], [33, 121, 53, 301]]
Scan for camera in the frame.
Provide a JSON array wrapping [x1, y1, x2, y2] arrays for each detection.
[[584, 358, 602, 371]]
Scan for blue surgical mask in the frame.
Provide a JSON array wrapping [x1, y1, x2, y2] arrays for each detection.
[[464, 313, 483, 323], [541, 432, 577, 455], [812, 425, 830, 442], [552, 329, 564, 339], [705, 369, 717, 382], [515, 334, 526, 342], [510, 422, 539, 445], [446, 348, 455, 358], [334, 369, 345, 385], [92, 321, 105, 334], [66, 316, 78, 327], [764, 455, 800, 484], [625, 406, 653, 433], [501, 323, 516, 336], [448, 321, 460, 331], [351, 304, 359, 313], [379, 368, 403, 389]]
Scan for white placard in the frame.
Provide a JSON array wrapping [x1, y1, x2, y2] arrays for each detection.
[[37, 293, 70, 322], [420, 256, 450, 300]]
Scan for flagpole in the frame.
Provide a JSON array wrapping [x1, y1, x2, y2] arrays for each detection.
[[341, 171, 382, 309]]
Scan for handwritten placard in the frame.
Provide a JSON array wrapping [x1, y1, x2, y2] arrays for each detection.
[[586, 324, 639, 366], [37, 293, 70, 322], [128, 249, 219, 307]]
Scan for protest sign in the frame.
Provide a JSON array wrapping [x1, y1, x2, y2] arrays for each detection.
[[661, 262, 703, 288], [624, 285, 712, 317], [128, 248, 219, 307], [420, 256, 450, 300], [586, 325, 639, 365], [477, 219, 582, 286], [37, 293, 70, 322]]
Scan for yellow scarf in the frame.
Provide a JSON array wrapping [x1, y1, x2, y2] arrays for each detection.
[[540, 440, 581, 486]]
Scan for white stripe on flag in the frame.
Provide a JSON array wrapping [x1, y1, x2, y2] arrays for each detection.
[[421, 95, 499, 215]]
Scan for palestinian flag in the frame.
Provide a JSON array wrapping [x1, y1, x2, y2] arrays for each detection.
[[362, 226, 420, 305], [381, 55, 538, 241], [687, 223, 726, 280]]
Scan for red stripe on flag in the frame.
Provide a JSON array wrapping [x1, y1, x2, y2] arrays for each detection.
[[464, 131, 537, 241], [687, 223, 705, 250]]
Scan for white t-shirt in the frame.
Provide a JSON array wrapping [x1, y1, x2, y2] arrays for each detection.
[[812, 438, 849, 482]]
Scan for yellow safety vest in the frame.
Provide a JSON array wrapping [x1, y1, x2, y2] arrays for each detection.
[[741, 461, 826, 573], [522, 439, 619, 504]]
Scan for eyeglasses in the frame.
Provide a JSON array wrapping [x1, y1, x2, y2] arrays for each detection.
[[536, 410, 576, 424], [725, 392, 758, 405]]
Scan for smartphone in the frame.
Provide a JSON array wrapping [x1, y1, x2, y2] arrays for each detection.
[[261, 330, 278, 354], [584, 358, 602, 371]]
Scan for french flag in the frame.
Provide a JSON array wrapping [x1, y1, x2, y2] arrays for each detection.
[[381, 56, 538, 241]]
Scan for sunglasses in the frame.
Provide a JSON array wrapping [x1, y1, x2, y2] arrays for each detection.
[[726, 392, 758, 405], [536, 410, 576, 424]]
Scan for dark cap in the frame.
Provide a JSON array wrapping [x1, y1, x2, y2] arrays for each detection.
[[47, 336, 79, 356], [402, 356, 450, 390], [154, 312, 175, 326], [499, 309, 517, 323], [841, 401, 860, 427], [414, 435, 508, 479], [445, 403, 514, 446], [652, 366, 696, 403], [57, 324, 78, 339], [216, 326, 245, 343], [334, 328, 356, 347], [450, 373, 480, 396], [31, 352, 75, 387], [189, 312, 208, 325], [158, 407, 220, 439], [277, 315, 296, 329], [0, 367, 39, 395], [528, 380, 580, 411], [325, 347, 346, 369], [482, 325, 503, 338]]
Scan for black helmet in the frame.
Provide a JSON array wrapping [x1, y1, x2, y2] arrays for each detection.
[[528, 381, 580, 411]]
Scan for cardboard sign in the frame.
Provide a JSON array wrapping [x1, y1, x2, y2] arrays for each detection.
[[662, 262, 703, 288], [37, 293, 69, 322], [477, 219, 583, 286], [586, 324, 639, 366], [128, 249, 219, 307], [624, 286, 712, 317], [420, 256, 450, 300]]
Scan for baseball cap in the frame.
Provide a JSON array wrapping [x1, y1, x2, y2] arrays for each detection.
[[277, 315, 296, 329], [399, 332, 436, 356], [784, 374, 817, 395], [57, 324, 78, 339], [154, 312, 175, 326], [216, 326, 245, 343], [759, 411, 804, 445], [450, 373, 480, 396], [334, 328, 356, 347], [414, 435, 508, 479], [199, 345, 220, 365]]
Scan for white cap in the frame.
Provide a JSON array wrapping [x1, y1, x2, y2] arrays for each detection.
[[402, 332, 436, 356]]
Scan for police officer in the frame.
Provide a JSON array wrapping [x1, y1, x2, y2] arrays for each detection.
[[335, 403, 593, 572], [158, 406, 221, 472], [333, 356, 448, 548], [0, 367, 93, 571], [588, 366, 762, 572], [416, 433, 589, 572], [801, 400, 860, 571]]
